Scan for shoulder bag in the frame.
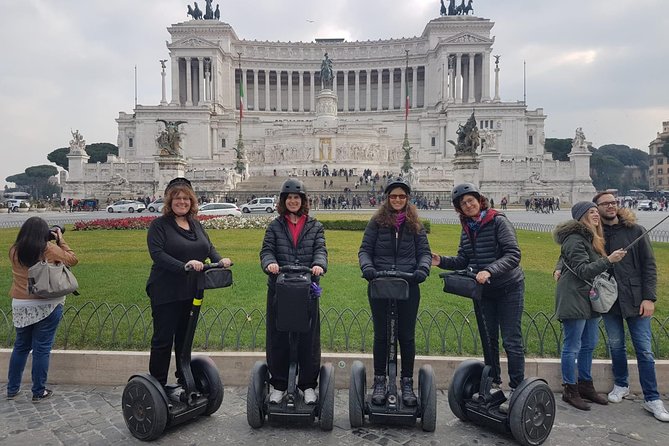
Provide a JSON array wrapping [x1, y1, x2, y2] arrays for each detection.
[[28, 261, 79, 299], [439, 269, 483, 301], [561, 261, 617, 313]]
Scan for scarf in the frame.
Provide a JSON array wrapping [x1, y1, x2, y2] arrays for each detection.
[[465, 209, 488, 234], [394, 211, 406, 232]]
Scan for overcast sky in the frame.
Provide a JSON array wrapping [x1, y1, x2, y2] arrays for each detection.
[[1, 0, 668, 190]]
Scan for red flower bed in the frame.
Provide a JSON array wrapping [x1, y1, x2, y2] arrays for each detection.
[[73, 215, 219, 230]]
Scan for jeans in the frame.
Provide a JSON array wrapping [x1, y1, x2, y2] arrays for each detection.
[[561, 317, 600, 384], [602, 313, 659, 402], [7, 304, 63, 397], [474, 280, 525, 389]]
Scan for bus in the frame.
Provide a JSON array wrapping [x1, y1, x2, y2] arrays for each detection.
[[3, 191, 31, 201]]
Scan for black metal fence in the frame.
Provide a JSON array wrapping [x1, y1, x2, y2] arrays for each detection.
[[2, 304, 669, 358]]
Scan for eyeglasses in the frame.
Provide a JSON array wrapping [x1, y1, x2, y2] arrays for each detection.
[[597, 201, 617, 208], [460, 198, 479, 207], [388, 194, 408, 200]]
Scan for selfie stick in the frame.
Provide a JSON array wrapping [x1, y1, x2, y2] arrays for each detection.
[[624, 213, 669, 251]]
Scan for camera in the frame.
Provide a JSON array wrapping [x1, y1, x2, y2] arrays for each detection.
[[48, 225, 65, 241]]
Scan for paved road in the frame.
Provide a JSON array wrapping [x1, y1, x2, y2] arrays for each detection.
[[0, 385, 667, 445]]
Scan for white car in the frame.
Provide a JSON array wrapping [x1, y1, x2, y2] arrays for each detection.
[[241, 197, 276, 213], [5, 199, 30, 212], [147, 198, 165, 212], [106, 200, 146, 213], [198, 202, 242, 217], [637, 200, 657, 211]]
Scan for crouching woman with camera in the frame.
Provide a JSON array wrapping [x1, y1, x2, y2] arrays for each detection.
[[6, 217, 78, 402]]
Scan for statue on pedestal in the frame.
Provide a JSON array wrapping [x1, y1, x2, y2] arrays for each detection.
[[572, 127, 586, 149], [69, 129, 86, 154], [449, 112, 480, 155], [320, 53, 334, 90], [156, 120, 187, 157]]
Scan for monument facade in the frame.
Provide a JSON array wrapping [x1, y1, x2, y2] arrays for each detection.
[[63, 5, 595, 204]]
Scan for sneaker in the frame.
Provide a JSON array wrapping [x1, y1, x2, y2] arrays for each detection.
[[32, 389, 53, 402], [499, 388, 515, 414], [303, 388, 317, 405], [269, 388, 286, 404], [642, 399, 669, 422], [6, 390, 21, 400], [608, 385, 630, 403]]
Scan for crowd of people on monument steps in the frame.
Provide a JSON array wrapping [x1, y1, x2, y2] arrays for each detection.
[[6, 173, 669, 422]]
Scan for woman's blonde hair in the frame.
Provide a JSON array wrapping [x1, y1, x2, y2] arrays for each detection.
[[580, 215, 606, 256], [372, 196, 422, 233], [162, 184, 198, 217]]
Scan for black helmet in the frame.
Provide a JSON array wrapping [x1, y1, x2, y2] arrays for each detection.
[[280, 178, 307, 196], [384, 176, 411, 195], [451, 182, 480, 205]]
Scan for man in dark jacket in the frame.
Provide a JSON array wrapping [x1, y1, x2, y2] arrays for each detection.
[[594, 192, 668, 422]]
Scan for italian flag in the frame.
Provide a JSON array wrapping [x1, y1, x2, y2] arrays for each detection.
[[405, 75, 410, 121], [239, 75, 245, 120]]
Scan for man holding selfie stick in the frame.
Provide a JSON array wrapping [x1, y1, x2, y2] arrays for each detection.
[[593, 192, 669, 422]]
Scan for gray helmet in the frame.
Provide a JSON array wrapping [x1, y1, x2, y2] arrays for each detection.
[[280, 178, 307, 196], [384, 176, 411, 195], [451, 182, 480, 205]]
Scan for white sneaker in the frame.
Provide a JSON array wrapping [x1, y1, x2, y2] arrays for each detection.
[[269, 389, 286, 404], [608, 385, 630, 403], [642, 399, 669, 422], [303, 388, 317, 405]]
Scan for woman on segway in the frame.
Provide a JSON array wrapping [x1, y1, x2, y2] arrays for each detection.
[[358, 176, 432, 407], [260, 178, 328, 405], [146, 177, 232, 387], [431, 183, 525, 413]]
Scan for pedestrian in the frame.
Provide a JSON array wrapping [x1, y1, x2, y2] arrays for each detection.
[[593, 192, 669, 421], [6, 217, 78, 401], [359, 177, 431, 407], [553, 201, 626, 410], [260, 178, 327, 404], [146, 177, 232, 387], [432, 183, 525, 413]]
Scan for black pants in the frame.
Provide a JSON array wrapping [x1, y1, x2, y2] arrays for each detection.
[[369, 283, 420, 378], [266, 287, 321, 391], [149, 299, 192, 386]]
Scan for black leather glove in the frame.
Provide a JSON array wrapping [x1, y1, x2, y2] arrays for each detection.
[[413, 270, 428, 284], [362, 268, 377, 281]]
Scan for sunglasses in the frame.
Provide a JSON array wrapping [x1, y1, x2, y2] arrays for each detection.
[[388, 194, 408, 200]]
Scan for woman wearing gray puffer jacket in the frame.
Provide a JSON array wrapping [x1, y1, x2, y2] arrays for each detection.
[[553, 201, 626, 411]]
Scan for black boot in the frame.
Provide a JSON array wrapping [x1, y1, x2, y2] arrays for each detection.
[[372, 375, 387, 405], [401, 377, 418, 407]]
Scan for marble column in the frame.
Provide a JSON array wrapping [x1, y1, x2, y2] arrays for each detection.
[[287, 70, 293, 112], [377, 69, 383, 110], [276, 70, 282, 111], [265, 70, 271, 111], [366, 69, 372, 111], [455, 54, 462, 104], [170, 57, 179, 105], [400, 67, 406, 111], [483, 51, 491, 102], [298, 70, 304, 112], [343, 70, 349, 111], [468, 53, 476, 103], [388, 68, 394, 110], [310, 71, 315, 111], [354, 70, 360, 112], [199, 58, 205, 105], [412, 66, 418, 108], [253, 69, 259, 111], [185, 57, 193, 106]]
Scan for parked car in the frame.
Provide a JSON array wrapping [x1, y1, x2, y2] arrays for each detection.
[[106, 200, 146, 213], [198, 202, 242, 217], [240, 197, 276, 213], [637, 200, 657, 211], [5, 199, 30, 212], [147, 198, 164, 212]]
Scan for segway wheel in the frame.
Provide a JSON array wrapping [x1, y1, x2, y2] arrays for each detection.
[[509, 380, 555, 446], [448, 359, 484, 422], [122, 377, 168, 441], [191, 356, 224, 416], [246, 361, 268, 428], [318, 363, 335, 431], [418, 364, 437, 432], [349, 360, 366, 428]]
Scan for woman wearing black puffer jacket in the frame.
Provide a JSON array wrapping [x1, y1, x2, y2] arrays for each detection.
[[260, 178, 328, 406], [358, 177, 432, 407], [432, 183, 524, 413]]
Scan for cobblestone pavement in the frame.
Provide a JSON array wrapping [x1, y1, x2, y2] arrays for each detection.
[[1, 385, 668, 445]]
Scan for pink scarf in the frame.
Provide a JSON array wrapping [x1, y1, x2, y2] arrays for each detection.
[[394, 211, 406, 231]]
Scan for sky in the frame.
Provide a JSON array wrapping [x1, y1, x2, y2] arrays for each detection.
[[1, 0, 668, 189]]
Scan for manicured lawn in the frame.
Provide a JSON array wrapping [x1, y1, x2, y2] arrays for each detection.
[[0, 222, 667, 357]]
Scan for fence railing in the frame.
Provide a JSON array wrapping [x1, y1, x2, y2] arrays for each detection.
[[2, 304, 669, 358]]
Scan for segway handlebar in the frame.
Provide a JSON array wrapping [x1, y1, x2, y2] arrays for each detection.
[[278, 265, 313, 274], [374, 270, 414, 280], [184, 262, 233, 272]]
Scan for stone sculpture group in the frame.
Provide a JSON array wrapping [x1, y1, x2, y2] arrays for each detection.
[[187, 1, 220, 20]]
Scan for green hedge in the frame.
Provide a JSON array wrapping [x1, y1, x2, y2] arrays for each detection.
[[320, 219, 431, 233]]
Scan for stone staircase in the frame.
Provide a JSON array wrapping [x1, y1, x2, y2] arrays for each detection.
[[234, 174, 373, 195]]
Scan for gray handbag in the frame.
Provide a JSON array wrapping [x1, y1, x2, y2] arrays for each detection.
[[28, 261, 79, 298], [562, 261, 617, 313]]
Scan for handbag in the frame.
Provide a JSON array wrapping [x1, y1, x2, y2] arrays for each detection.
[[439, 270, 483, 301], [27, 261, 79, 298], [561, 261, 618, 313], [369, 277, 410, 301]]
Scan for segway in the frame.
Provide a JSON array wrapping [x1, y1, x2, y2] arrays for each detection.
[[122, 263, 232, 441], [247, 265, 335, 430], [441, 273, 555, 446], [349, 270, 437, 432]]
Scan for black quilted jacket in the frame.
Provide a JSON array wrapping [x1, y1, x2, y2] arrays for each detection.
[[438, 210, 524, 289]]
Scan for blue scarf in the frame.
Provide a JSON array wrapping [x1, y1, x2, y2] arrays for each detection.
[[465, 209, 488, 234]]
